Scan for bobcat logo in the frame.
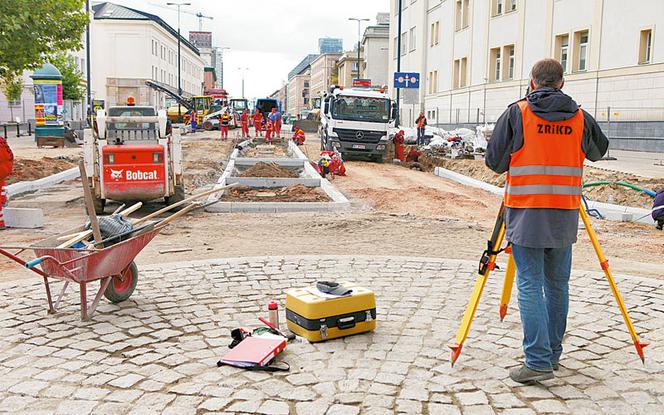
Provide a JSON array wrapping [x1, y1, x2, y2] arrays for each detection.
[[110, 169, 124, 181]]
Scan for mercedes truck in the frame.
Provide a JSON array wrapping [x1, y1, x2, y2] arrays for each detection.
[[319, 86, 396, 162]]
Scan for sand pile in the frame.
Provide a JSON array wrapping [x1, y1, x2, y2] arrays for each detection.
[[6, 157, 76, 185], [239, 162, 299, 178], [221, 184, 329, 202]]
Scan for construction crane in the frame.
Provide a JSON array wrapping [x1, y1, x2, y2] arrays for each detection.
[[187, 11, 213, 31], [148, 3, 214, 30]]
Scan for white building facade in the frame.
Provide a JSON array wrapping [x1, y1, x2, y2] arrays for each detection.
[[362, 16, 390, 87], [389, 0, 664, 128], [91, 2, 205, 108]]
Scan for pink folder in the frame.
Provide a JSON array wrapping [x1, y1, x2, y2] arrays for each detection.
[[219, 336, 286, 367]]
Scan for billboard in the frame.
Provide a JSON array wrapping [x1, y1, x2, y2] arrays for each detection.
[[189, 31, 212, 49], [33, 79, 63, 126]]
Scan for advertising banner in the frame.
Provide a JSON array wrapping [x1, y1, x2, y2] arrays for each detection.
[[34, 79, 63, 126]]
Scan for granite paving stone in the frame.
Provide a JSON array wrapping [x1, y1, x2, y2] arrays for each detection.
[[0, 255, 662, 414]]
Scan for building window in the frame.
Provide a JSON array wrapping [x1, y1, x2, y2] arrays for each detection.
[[510, 0, 517, 11], [493, 0, 503, 16], [401, 32, 407, 56], [453, 57, 467, 88], [409, 27, 416, 52], [394, 36, 398, 59], [456, 0, 470, 30], [433, 70, 438, 93], [430, 21, 440, 46], [490, 47, 501, 81], [574, 30, 589, 72], [555, 34, 569, 73], [639, 29, 653, 64], [507, 45, 514, 79]]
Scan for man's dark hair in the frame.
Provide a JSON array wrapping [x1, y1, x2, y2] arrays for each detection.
[[530, 59, 564, 88]]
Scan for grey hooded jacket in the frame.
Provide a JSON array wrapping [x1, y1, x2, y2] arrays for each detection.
[[485, 87, 609, 248]]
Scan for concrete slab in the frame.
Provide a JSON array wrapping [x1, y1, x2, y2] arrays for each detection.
[[8, 184, 83, 209], [3, 207, 44, 228], [6, 167, 79, 199], [586, 149, 664, 179], [206, 201, 351, 213]]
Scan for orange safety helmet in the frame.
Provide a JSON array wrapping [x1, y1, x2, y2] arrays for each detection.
[[126, 96, 136, 106]]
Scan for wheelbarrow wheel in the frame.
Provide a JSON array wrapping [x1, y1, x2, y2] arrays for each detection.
[[104, 262, 138, 303]]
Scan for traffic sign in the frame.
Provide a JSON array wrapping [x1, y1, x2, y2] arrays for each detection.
[[393, 72, 420, 89]]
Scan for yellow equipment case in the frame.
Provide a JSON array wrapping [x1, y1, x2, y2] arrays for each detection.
[[286, 282, 376, 342]]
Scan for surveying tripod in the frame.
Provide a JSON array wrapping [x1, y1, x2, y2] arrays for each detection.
[[449, 203, 648, 366]]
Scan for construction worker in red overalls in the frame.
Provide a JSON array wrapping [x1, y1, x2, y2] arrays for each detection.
[[393, 130, 405, 162], [292, 127, 305, 145], [252, 110, 264, 138], [240, 109, 250, 139], [0, 136, 14, 230], [220, 110, 231, 141], [264, 118, 274, 143]]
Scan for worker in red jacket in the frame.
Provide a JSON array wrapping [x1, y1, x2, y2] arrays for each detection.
[[0, 136, 14, 230], [240, 109, 250, 139], [264, 118, 274, 143], [252, 110, 264, 138], [292, 127, 305, 145], [393, 130, 405, 162]]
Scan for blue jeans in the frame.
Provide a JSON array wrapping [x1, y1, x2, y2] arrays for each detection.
[[512, 244, 572, 371], [417, 128, 425, 145]]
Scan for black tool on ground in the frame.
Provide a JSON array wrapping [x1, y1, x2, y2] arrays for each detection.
[[316, 281, 353, 296]]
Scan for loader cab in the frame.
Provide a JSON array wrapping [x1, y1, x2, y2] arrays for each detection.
[[105, 106, 161, 145]]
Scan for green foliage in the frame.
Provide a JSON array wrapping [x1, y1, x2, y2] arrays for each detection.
[[1, 74, 24, 102], [51, 54, 85, 101], [0, 0, 88, 81]]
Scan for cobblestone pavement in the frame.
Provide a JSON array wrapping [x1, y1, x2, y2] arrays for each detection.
[[1, 256, 663, 415]]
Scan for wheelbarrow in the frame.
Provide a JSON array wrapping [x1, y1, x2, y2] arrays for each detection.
[[0, 226, 161, 321]]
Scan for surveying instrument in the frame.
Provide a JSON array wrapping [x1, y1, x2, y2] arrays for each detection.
[[449, 203, 649, 366]]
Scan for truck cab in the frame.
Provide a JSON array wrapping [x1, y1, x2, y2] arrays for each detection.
[[319, 86, 396, 162]]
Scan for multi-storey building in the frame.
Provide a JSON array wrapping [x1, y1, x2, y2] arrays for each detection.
[[287, 68, 311, 118], [337, 51, 364, 88], [91, 2, 205, 107], [362, 14, 390, 87], [389, 0, 664, 130], [319, 38, 344, 54], [310, 53, 342, 98]]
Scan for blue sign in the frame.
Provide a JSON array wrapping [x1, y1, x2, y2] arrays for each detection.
[[393, 72, 420, 89]]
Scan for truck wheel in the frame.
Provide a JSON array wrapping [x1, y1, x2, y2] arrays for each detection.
[[203, 121, 213, 131], [93, 195, 105, 215], [104, 262, 138, 303]]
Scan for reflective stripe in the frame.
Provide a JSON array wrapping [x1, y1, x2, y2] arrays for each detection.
[[505, 184, 582, 196], [509, 165, 583, 177], [652, 205, 664, 213]]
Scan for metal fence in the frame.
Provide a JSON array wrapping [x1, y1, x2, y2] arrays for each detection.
[[421, 106, 664, 153], [0, 122, 33, 138]]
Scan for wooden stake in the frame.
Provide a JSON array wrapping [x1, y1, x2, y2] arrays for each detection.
[[134, 183, 238, 225], [79, 161, 102, 245]]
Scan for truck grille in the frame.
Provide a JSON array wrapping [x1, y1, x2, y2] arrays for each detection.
[[333, 128, 384, 144]]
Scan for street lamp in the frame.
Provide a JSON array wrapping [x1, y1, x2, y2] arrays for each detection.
[[166, 1, 191, 123], [348, 17, 370, 79], [237, 67, 249, 99]]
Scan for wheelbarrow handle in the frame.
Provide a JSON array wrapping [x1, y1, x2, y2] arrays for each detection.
[[25, 257, 46, 269]]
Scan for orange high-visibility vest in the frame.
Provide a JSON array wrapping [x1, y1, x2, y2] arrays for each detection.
[[504, 100, 585, 210]]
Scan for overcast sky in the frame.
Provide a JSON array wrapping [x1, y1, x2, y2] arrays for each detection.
[[108, 0, 389, 99]]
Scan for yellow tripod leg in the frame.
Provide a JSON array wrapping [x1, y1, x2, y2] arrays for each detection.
[[499, 248, 516, 321], [579, 207, 649, 363], [449, 221, 506, 366]]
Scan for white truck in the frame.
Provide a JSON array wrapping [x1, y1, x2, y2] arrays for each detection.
[[319, 86, 397, 162]]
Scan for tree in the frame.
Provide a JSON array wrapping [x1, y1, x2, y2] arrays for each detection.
[[0, 0, 87, 82], [51, 54, 85, 101], [0, 75, 24, 121]]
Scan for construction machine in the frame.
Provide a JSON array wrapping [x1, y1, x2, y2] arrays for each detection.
[[85, 104, 184, 214]]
